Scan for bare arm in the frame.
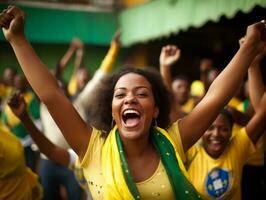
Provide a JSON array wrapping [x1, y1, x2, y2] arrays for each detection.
[[159, 45, 182, 122], [54, 38, 79, 79], [159, 45, 181, 91], [0, 6, 91, 159], [248, 52, 266, 111], [179, 21, 266, 152], [8, 91, 70, 166], [245, 91, 266, 144]]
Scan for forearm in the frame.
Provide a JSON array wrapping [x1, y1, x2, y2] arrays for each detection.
[[246, 107, 266, 144], [248, 65, 265, 111], [20, 113, 70, 166], [206, 43, 258, 107], [160, 65, 172, 92], [59, 45, 76, 69], [180, 43, 259, 152], [74, 48, 84, 70], [9, 36, 60, 103]]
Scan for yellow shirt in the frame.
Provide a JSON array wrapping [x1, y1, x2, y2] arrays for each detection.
[[186, 128, 255, 200], [0, 124, 42, 200], [232, 121, 264, 166], [79, 122, 185, 199]]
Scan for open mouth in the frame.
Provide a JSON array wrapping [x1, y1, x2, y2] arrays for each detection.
[[209, 138, 223, 145], [122, 109, 141, 127]]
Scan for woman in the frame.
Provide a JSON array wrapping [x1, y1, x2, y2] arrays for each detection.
[[186, 93, 265, 200], [0, 6, 265, 199]]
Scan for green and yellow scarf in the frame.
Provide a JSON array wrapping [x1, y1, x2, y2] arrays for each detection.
[[102, 125, 202, 199]]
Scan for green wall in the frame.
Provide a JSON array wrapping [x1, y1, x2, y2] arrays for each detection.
[[0, 42, 122, 81], [0, 3, 118, 45]]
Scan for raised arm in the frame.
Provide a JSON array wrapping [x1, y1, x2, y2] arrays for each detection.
[[8, 91, 71, 166], [179, 21, 266, 152], [159, 45, 181, 91], [0, 6, 91, 159], [245, 91, 266, 144], [54, 38, 80, 80], [248, 51, 266, 111]]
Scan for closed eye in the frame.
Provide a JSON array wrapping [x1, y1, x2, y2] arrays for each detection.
[[137, 93, 148, 97], [114, 93, 126, 98]]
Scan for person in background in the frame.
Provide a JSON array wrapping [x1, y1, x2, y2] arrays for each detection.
[[1, 74, 41, 172], [8, 90, 92, 200], [54, 37, 87, 97], [0, 119, 42, 199], [185, 92, 265, 200], [159, 45, 200, 115], [0, 67, 17, 112]]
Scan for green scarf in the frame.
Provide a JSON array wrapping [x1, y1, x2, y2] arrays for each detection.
[[116, 126, 203, 199]]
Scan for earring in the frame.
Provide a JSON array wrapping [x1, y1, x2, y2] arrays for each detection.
[[154, 118, 158, 127]]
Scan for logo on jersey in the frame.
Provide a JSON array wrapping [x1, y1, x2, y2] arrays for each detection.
[[205, 168, 230, 199]]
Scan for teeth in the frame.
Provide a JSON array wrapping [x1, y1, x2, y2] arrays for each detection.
[[123, 109, 140, 116], [209, 139, 221, 144]]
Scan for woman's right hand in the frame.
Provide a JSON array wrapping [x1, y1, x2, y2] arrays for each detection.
[[243, 20, 266, 55], [0, 6, 26, 42]]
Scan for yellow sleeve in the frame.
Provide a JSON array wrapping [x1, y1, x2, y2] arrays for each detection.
[[99, 41, 119, 73], [68, 75, 78, 96]]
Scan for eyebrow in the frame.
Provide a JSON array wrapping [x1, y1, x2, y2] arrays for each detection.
[[114, 86, 151, 91]]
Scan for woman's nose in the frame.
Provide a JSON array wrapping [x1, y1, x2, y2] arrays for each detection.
[[124, 93, 137, 104], [212, 128, 219, 136]]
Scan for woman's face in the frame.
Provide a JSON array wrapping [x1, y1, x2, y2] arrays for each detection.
[[202, 114, 232, 159], [112, 73, 159, 140]]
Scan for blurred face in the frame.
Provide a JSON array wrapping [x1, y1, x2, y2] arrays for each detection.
[[202, 114, 232, 159], [172, 79, 190, 105], [14, 75, 27, 92], [3, 68, 16, 86], [112, 73, 159, 140]]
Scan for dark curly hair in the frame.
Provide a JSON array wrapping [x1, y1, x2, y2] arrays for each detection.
[[220, 108, 234, 129], [88, 66, 172, 133]]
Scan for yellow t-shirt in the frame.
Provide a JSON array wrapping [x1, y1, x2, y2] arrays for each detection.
[[232, 121, 264, 166], [0, 84, 13, 98], [0, 124, 42, 200], [186, 128, 255, 200], [79, 122, 185, 199]]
